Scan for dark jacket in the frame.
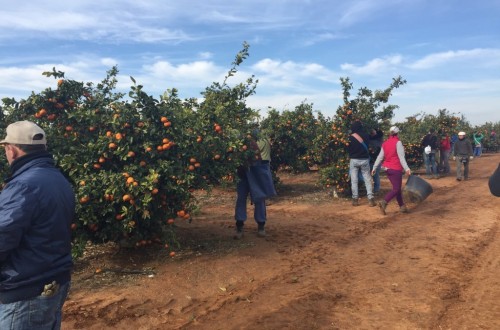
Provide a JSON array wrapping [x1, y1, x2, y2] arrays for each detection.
[[452, 138, 473, 157], [421, 133, 438, 152], [348, 122, 370, 159], [0, 151, 75, 303], [489, 163, 500, 197]]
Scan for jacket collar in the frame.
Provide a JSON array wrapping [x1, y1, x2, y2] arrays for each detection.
[[6, 151, 53, 182]]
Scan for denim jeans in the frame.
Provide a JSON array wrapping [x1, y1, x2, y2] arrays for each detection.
[[350, 158, 373, 199], [439, 150, 451, 174], [473, 144, 482, 157], [0, 281, 70, 330], [424, 152, 438, 176], [235, 172, 266, 223]]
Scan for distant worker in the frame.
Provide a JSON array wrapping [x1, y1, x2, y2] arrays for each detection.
[[439, 131, 451, 175], [234, 129, 274, 239], [347, 121, 376, 207], [473, 131, 484, 157], [421, 128, 439, 179], [372, 126, 411, 215], [452, 131, 474, 181]]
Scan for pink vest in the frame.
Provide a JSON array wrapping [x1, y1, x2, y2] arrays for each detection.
[[382, 136, 403, 171]]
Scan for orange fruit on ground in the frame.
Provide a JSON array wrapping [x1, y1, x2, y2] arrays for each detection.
[[169, 251, 176, 257], [177, 210, 186, 218]]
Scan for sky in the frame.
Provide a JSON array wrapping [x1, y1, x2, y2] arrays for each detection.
[[0, 0, 499, 126]]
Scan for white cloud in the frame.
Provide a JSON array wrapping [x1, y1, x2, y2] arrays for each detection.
[[252, 59, 338, 82], [198, 52, 213, 60], [341, 55, 403, 75], [408, 48, 500, 70]]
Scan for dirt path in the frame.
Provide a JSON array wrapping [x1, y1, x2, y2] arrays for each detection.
[[63, 153, 500, 330]]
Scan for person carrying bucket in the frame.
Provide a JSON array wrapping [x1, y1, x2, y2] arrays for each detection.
[[372, 126, 412, 215]]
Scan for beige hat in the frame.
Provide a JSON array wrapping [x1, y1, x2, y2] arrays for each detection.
[[458, 131, 466, 136], [390, 126, 400, 134], [0, 121, 47, 145]]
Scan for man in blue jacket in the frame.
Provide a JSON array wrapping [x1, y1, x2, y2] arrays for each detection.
[[0, 121, 75, 329]]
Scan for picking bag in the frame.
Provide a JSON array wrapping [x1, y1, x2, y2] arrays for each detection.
[[246, 163, 277, 202]]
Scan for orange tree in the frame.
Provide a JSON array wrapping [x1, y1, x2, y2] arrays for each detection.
[[0, 43, 260, 256], [318, 76, 406, 196], [260, 102, 333, 173]]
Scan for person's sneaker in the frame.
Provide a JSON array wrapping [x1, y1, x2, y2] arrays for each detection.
[[233, 228, 243, 240], [368, 198, 376, 207], [257, 222, 266, 237], [378, 200, 387, 215], [456, 177, 462, 181], [352, 198, 359, 206], [233, 221, 244, 240], [399, 205, 409, 213]]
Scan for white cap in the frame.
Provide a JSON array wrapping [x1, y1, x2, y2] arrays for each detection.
[[458, 131, 466, 136], [390, 126, 399, 134], [0, 121, 47, 145]]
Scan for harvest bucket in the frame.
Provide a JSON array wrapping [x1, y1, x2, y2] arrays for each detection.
[[403, 174, 433, 203]]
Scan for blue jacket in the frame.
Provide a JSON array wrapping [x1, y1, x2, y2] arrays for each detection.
[[0, 151, 75, 303]]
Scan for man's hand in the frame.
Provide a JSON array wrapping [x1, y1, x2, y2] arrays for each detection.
[[371, 169, 375, 176], [406, 169, 411, 176]]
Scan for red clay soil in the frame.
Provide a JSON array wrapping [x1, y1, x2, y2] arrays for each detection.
[[62, 153, 500, 330]]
